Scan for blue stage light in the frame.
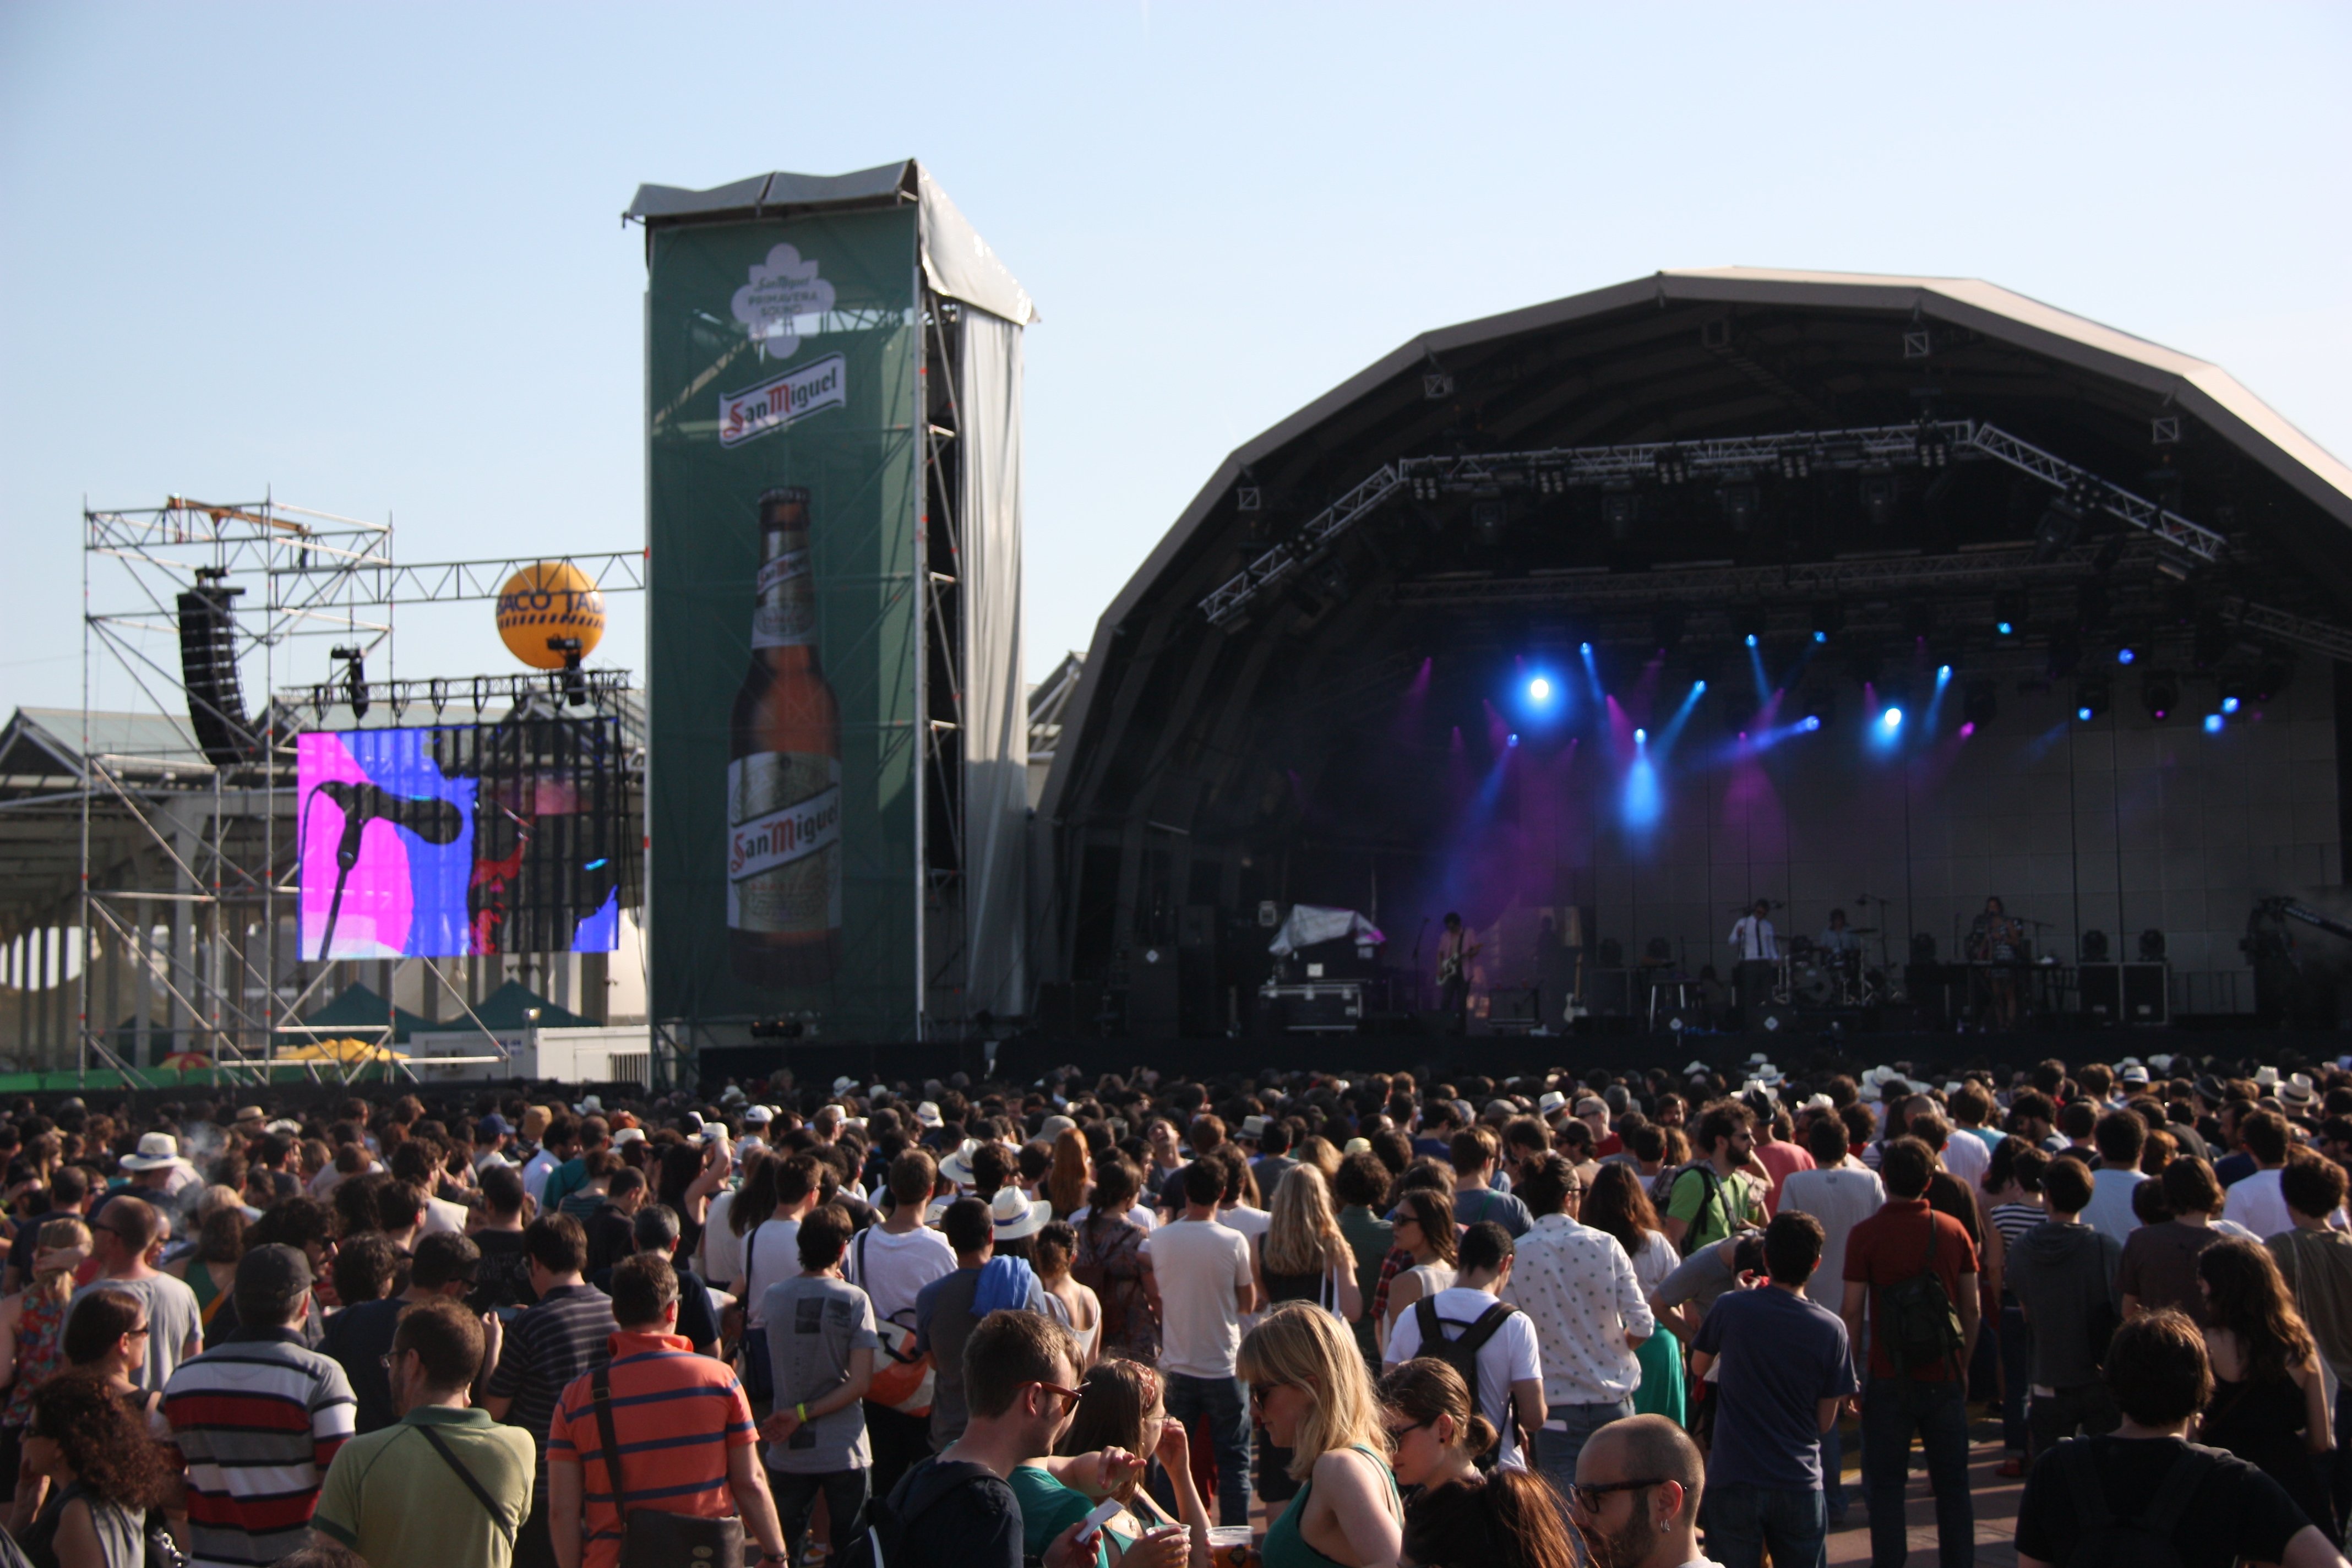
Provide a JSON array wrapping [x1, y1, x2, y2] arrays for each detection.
[[1995, 620, 2014, 636], [1580, 641, 1592, 655], [1744, 633, 1758, 649], [1507, 733, 1521, 747], [2117, 646, 2138, 666], [2222, 695, 2241, 715], [1694, 679, 1707, 694], [2203, 714, 2223, 734], [1527, 676, 1551, 703], [1803, 715, 1822, 732], [1634, 727, 1648, 744], [2077, 705, 2093, 722], [1813, 630, 1827, 644], [1881, 706, 1903, 729], [1937, 665, 1953, 682]]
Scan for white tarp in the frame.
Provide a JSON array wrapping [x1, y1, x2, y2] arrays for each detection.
[[1269, 905, 1387, 957], [960, 309, 1028, 1015]]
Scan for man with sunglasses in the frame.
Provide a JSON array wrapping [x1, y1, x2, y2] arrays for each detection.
[[71, 1195, 202, 1397], [1570, 1414, 1716, 1568]]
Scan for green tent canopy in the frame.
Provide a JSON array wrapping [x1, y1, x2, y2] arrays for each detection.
[[298, 983, 435, 1045], [465, 980, 594, 1033]]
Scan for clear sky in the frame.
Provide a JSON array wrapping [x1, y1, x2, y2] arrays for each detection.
[[3, 3, 2346, 716]]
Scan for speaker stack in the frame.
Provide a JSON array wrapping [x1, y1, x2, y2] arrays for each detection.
[[178, 582, 261, 764]]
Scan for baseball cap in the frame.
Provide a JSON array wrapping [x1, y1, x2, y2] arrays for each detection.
[[477, 1113, 512, 1140], [235, 1244, 313, 1320]]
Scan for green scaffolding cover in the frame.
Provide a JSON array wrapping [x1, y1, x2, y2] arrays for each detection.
[[646, 205, 922, 1037]]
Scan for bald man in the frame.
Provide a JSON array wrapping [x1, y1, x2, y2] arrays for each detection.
[[1570, 1414, 1713, 1568]]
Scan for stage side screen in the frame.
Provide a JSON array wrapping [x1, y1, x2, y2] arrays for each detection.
[[645, 205, 923, 1035], [297, 719, 627, 960]]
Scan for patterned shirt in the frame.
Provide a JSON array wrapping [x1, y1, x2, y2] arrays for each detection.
[[163, 1326, 358, 1568], [547, 1332, 758, 1568], [1499, 1213, 1654, 1407], [486, 1283, 618, 1480]]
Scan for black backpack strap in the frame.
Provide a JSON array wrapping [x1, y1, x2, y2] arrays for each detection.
[[2137, 1445, 2222, 1536], [1455, 1300, 1517, 1356], [416, 1424, 518, 1545], [1414, 1294, 1444, 1352], [590, 1365, 630, 1521], [2062, 1439, 2114, 1532]]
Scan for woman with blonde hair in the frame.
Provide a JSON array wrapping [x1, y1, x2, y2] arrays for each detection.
[[1257, 1167, 1363, 1321], [1047, 1129, 1093, 1221], [1293, 1136, 1342, 1184], [1239, 1302, 1403, 1568], [0, 1216, 91, 1532]]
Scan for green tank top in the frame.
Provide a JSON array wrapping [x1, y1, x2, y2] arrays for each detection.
[[1260, 1445, 1401, 1568]]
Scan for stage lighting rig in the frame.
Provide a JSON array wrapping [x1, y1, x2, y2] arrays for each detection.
[[2076, 678, 2110, 722], [1732, 606, 1767, 648], [1992, 591, 2023, 638], [1809, 602, 1844, 644], [1602, 486, 1638, 541], [2142, 671, 2180, 723], [2031, 498, 2083, 564], [330, 645, 370, 721]]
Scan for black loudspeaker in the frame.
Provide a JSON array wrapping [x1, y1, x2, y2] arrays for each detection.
[[1752, 1004, 1803, 1037], [178, 585, 260, 764], [1177, 906, 1222, 1036], [2122, 962, 2168, 1025], [1585, 968, 1634, 1017], [2079, 963, 2121, 1023], [1126, 946, 1181, 1038]]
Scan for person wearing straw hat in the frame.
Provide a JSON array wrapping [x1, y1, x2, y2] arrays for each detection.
[[118, 1132, 198, 1200]]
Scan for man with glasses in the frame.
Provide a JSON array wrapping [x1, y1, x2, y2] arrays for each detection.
[[71, 1195, 202, 1397], [1571, 1414, 1718, 1568], [312, 1298, 535, 1568], [1499, 1154, 1654, 1499], [1662, 1103, 1767, 1254]]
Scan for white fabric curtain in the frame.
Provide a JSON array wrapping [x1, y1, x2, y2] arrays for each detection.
[[957, 309, 1027, 1016]]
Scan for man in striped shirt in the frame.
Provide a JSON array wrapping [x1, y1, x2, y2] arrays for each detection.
[[483, 1213, 618, 1568], [164, 1243, 358, 1568], [545, 1253, 787, 1568]]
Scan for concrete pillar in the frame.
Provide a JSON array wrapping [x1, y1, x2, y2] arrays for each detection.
[[135, 913, 153, 1067]]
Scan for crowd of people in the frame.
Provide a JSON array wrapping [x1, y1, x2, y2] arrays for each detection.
[[0, 1051, 2345, 1568]]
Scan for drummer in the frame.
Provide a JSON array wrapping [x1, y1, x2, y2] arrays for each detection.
[[1817, 908, 1861, 958]]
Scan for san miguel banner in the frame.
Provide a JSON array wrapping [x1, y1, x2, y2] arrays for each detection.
[[646, 206, 921, 1037]]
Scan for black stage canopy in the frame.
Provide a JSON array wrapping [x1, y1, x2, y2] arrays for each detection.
[[1038, 269, 2352, 1044]]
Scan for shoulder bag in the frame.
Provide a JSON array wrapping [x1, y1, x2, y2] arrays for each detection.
[[591, 1364, 747, 1568]]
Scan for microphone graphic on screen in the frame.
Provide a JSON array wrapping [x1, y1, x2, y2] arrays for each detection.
[[308, 780, 467, 961]]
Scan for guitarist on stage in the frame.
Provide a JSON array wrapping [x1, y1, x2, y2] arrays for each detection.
[[1435, 911, 1480, 1020]]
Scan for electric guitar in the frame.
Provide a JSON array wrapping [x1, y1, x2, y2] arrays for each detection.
[[1437, 942, 1483, 984]]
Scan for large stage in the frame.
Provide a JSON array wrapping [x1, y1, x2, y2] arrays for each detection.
[[1031, 269, 2352, 1054]]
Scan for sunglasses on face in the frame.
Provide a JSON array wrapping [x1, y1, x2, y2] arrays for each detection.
[[1027, 1381, 1083, 1412], [1571, 1478, 1667, 1515]]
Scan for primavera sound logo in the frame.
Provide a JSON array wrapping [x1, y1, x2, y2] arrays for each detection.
[[732, 242, 836, 363]]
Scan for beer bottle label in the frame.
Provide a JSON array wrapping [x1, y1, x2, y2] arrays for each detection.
[[751, 546, 817, 649], [725, 752, 842, 933]]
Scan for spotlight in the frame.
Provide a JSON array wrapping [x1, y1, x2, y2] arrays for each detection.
[[1744, 633, 1758, 649], [1634, 727, 1648, 744], [2220, 688, 2245, 715], [2076, 678, 2110, 722], [1471, 500, 1507, 547], [2142, 671, 2179, 723], [1802, 715, 1822, 732], [1579, 641, 1593, 655], [1507, 733, 1521, 747], [2203, 714, 2224, 734], [1810, 602, 1844, 643], [2030, 498, 2083, 564], [1881, 706, 1904, 729], [1527, 676, 1552, 704], [2115, 644, 2138, 667], [1963, 679, 1998, 728], [2139, 928, 2168, 962], [1732, 606, 1767, 647], [1991, 591, 2023, 639], [2081, 929, 2110, 962], [331, 645, 370, 722]]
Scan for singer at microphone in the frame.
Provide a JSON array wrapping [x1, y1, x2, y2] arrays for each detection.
[[1727, 898, 1779, 1026]]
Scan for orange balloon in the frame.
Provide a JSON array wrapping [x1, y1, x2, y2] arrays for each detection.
[[496, 562, 606, 670]]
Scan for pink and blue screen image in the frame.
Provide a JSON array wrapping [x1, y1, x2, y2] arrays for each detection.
[[297, 728, 619, 959]]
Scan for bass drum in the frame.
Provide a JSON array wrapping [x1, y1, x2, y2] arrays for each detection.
[[1792, 961, 1837, 1007]]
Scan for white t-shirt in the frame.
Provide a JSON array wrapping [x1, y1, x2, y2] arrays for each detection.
[[421, 1194, 471, 1237], [1384, 1285, 1544, 1470], [522, 1148, 559, 1209], [742, 1218, 802, 1328], [846, 1223, 957, 1325], [2223, 1168, 2293, 1240], [1070, 1205, 1155, 1232], [1938, 1130, 1990, 1193], [1141, 1218, 1254, 1379], [700, 1191, 746, 1288], [1218, 1206, 1272, 1241], [1777, 1166, 1888, 1307]]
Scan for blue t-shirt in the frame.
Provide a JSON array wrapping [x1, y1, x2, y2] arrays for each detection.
[[1692, 1285, 1857, 1490]]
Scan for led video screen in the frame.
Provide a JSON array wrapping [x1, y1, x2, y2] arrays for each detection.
[[297, 718, 627, 960]]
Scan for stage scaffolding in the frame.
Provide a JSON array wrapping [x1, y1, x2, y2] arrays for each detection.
[[69, 495, 648, 1085]]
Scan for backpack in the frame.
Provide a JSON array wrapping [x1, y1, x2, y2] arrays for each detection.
[[2058, 1439, 2218, 1568], [1411, 1296, 1519, 1467], [853, 1229, 937, 1417], [1880, 1212, 1966, 1380], [1662, 1163, 1735, 1258], [838, 1457, 1003, 1568]]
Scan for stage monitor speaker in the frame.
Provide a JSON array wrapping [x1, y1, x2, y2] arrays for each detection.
[[1657, 1006, 1704, 1036], [1752, 1004, 1803, 1037], [178, 585, 260, 765], [2122, 962, 2169, 1025], [2079, 962, 2121, 1023], [1585, 968, 1634, 1018], [1127, 946, 1181, 1038]]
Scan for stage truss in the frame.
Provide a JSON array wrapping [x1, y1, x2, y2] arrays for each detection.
[[61, 496, 649, 1085]]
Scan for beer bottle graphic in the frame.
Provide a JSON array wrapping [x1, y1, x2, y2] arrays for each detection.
[[728, 486, 843, 986]]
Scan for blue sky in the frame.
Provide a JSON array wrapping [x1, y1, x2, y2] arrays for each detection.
[[3, 3, 2346, 714]]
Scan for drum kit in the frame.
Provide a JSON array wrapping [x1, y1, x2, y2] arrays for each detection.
[[1772, 934, 1885, 1007]]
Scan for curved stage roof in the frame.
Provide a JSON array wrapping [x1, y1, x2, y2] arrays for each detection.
[[1039, 268, 2352, 999]]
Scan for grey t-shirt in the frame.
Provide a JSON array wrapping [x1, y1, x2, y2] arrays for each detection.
[[762, 1275, 880, 1474], [73, 1273, 203, 1396], [1652, 1240, 1740, 1319]]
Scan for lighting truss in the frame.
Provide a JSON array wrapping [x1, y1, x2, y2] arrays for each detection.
[[1197, 418, 2228, 625]]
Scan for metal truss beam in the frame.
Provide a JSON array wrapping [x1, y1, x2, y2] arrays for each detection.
[[1198, 418, 2226, 625], [265, 550, 647, 606]]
